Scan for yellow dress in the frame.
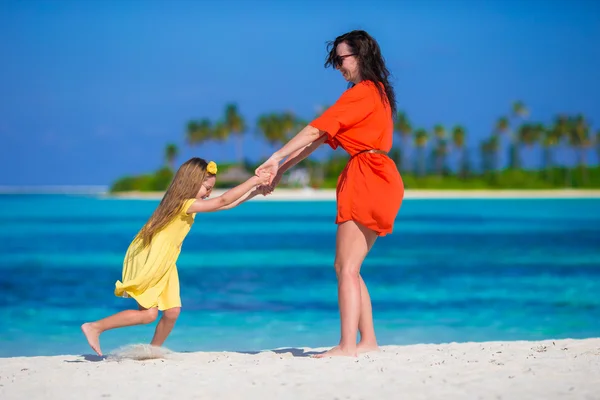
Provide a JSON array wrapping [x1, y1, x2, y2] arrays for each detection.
[[114, 198, 196, 310]]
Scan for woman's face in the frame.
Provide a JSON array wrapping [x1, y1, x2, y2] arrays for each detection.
[[335, 42, 360, 84]]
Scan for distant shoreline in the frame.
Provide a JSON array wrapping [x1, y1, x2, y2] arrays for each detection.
[[2, 187, 599, 200], [103, 188, 600, 200]]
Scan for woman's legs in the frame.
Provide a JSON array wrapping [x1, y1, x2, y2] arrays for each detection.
[[315, 220, 378, 358], [357, 275, 379, 352], [81, 304, 159, 356]]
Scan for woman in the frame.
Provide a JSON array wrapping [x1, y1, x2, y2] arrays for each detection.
[[256, 30, 404, 357]]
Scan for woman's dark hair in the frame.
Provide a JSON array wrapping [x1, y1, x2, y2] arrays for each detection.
[[325, 30, 396, 116]]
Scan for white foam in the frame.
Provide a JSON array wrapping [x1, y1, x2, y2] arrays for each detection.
[[107, 344, 175, 361]]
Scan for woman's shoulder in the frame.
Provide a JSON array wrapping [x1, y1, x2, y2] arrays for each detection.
[[335, 80, 374, 103], [351, 80, 380, 91], [340, 80, 379, 101]]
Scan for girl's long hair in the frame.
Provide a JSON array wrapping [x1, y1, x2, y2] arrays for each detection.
[[136, 157, 209, 247]]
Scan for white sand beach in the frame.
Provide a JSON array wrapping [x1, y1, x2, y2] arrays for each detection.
[[1, 338, 599, 399], [106, 188, 600, 201]]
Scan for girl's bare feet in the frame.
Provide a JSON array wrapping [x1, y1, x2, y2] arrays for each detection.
[[81, 323, 102, 356], [312, 345, 357, 358]]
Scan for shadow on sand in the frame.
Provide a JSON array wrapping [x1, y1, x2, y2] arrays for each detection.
[[234, 347, 324, 358], [64, 354, 107, 363], [67, 347, 325, 363], [175, 347, 325, 358]]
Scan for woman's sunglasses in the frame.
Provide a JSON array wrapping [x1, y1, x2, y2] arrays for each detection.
[[333, 54, 356, 67]]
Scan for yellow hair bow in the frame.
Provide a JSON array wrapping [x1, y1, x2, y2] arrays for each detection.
[[207, 161, 218, 175]]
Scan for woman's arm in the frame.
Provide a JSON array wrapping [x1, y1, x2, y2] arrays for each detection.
[[272, 125, 323, 164], [279, 134, 327, 175], [261, 134, 327, 195], [255, 125, 324, 182]]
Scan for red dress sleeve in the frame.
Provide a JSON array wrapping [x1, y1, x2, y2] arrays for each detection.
[[310, 82, 376, 149]]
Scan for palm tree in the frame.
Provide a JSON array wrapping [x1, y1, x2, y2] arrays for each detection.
[[164, 143, 178, 170], [553, 115, 570, 139], [451, 125, 467, 178], [224, 103, 246, 164], [516, 123, 542, 186], [541, 126, 560, 183], [509, 101, 528, 169], [432, 140, 449, 176], [570, 114, 591, 184], [518, 123, 543, 166], [490, 135, 500, 171], [551, 115, 572, 187], [413, 128, 429, 176], [212, 121, 229, 142], [186, 118, 212, 147], [257, 114, 286, 147], [512, 101, 529, 119], [432, 124, 447, 175], [280, 111, 301, 141], [480, 135, 500, 182], [433, 124, 445, 139], [394, 111, 412, 172], [494, 116, 510, 170], [596, 130, 600, 166], [572, 115, 590, 163], [495, 116, 509, 134], [480, 140, 490, 174]]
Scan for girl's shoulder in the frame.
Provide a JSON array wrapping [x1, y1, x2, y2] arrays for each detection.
[[181, 198, 197, 214]]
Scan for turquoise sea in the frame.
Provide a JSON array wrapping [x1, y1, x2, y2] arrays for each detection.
[[0, 194, 599, 358]]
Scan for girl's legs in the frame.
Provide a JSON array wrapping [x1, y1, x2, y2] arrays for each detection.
[[81, 304, 159, 356], [315, 220, 378, 358], [150, 307, 181, 346], [151, 267, 182, 346]]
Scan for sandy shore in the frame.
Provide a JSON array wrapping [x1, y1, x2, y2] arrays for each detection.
[[105, 188, 600, 201], [1, 338, 599, 399]]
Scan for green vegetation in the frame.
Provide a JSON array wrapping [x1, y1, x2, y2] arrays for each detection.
[[109, 101, 600, 193]]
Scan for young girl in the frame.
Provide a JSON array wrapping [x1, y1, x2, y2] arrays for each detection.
[[82, 157, 270, 356]]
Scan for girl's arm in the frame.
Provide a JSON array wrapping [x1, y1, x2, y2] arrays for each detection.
[[186, 172, 269, 213], [214, 185, 268, 211]]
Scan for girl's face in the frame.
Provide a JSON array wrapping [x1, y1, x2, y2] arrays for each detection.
[[197, 175, 216, 199]]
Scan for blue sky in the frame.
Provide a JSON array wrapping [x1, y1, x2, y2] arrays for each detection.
[[1, 0, 599, 186]]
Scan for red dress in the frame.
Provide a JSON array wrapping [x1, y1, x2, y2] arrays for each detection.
[[310, 80, 404, 236]]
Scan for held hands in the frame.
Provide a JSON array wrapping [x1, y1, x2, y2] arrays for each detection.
[[255, 156, 279, 185], [258, 172, 283, 196], [254, 169, 272, 186], [255, 156, 282, 196]]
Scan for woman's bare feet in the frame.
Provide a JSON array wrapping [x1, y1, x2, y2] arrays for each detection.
[[312, 346, 357, 358], [81, 323, 103, 356], [357, 341, 379, 354]]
